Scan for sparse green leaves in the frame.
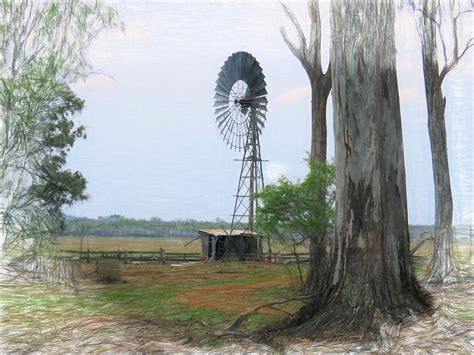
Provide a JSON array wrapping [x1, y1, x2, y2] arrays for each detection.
[[0, 1, 119, 255], [255, 158, 335, 248]]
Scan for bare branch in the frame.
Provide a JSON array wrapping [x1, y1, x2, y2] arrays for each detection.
[[438, 37, 474, 86], [454, 8, 474, 20], [227, 293, 315, 331], [437, 21, 449, 66], [281, 2, 308, 58], [280, 26, 307, 68], [307, 0, 322, 73]]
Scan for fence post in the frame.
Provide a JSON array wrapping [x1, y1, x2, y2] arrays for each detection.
[[124, 250, 127, 263], [87, 249, 90, 264], [160, 248, 165, 264]]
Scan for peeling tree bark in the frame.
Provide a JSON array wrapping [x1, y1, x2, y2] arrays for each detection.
[[274, 0, 432, 338]]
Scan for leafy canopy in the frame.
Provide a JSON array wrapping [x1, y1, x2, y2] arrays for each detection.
[[255, 159, 335, 246]]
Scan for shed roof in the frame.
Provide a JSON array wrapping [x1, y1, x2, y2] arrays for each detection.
[[198, 229, 260, 237]]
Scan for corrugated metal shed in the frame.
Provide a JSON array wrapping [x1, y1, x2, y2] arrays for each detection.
[[199, 229, 262, 261], [198, 229, 260, 237]]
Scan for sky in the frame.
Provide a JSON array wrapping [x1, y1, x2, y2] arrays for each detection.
[[66, 1, 473, 225]]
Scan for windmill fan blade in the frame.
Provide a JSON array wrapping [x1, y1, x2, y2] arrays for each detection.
[[248, 73, 266, 93], [214, 106, 228, 115], [215, 79, 231, 96], [255, 104, 268, 112], [219, 114, 233, 133], [253, 96, 268, 105], [241, 52, 252, 83], [214, 92, 229, 101], [225, 55, 238, 84], [246, 69, 263, 89], [216, 110, 231, 126], [233, 52, 243, 79], [214, 100, 229, 107], [255, 116, 265, 129], [254, 109, 267, 120], [251, 84, 267, 97], [214, 51, 268, 152], [246, 59, 261, 84], [218, 67, 234, 92]]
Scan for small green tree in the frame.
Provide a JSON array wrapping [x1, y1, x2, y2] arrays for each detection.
[[3, 75, 88, 254], [0, 1, 120, 255], [256, 159, 335, 290]]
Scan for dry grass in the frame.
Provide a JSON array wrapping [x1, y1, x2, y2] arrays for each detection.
[[3, 238, 472, 353], [58, 236, 201, 253], [57, 235, 310, 254]]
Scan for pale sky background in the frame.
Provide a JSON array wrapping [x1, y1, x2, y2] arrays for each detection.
[[66, 1, 473, 225]]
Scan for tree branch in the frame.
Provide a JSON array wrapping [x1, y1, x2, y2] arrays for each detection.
[[280, 2, 311, 72], [280, 26, 305, 64], [281, 1, 308, 55], [307, 0, 322, 74], [226, 293, 315, 331], [437, 37, 473, 88]]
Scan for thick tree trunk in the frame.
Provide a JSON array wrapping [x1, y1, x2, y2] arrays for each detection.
[[277, 0, 432, 338], [418, 2, 457, 284], [310, 77, 331, 162]]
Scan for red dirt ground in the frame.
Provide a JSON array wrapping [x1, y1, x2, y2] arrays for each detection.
[[179, 279, 289, 314]]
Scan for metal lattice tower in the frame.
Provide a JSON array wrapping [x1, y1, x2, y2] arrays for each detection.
[[213, 51, 268, 234], [231, 112, 265, 233]]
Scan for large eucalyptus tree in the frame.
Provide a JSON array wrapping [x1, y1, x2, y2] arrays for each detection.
[[267, 0, 432, 338]]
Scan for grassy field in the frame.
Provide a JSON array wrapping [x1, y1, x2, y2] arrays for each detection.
[[1, 262, 296, 352], [57, 235, 310, 254], [2, 237, 472, 352], [58, 236, 202, 253]]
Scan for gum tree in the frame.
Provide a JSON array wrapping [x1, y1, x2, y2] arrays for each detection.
[[412, 0, 473, 284], [265, 0, 432, 338], [280, 0, 332, 293]]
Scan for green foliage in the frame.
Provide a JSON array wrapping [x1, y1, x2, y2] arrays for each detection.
[[28, 84, 88, 212], [0, 1, 120, 255], [0, 1, 122, 82], [255, 158, 335, 247]]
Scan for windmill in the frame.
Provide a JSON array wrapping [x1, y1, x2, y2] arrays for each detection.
[[214, 51, 268, 235]]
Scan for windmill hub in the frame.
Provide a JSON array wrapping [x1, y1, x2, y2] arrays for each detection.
[[235, 98, 253, 106], [213, 51, 268, 236]]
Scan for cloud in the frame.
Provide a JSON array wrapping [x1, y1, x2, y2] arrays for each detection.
[[72, 75, 121, 90], [264, 161, 289, 184], [273, 85, 311, 105], [122, 24, 155, 43]]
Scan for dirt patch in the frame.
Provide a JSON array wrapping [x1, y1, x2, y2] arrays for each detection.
[[79, 261, 252, 284], [179, 279, 289, 314], [123, 267, 245, 282]]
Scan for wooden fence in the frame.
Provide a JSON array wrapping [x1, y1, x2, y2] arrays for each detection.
[[61, 249, 203, 263], [60, 249, 311, 264]]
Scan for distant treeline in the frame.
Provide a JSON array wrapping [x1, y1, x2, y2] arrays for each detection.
[[63, 215, 435, 240], [63, 215, 232, 238]]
